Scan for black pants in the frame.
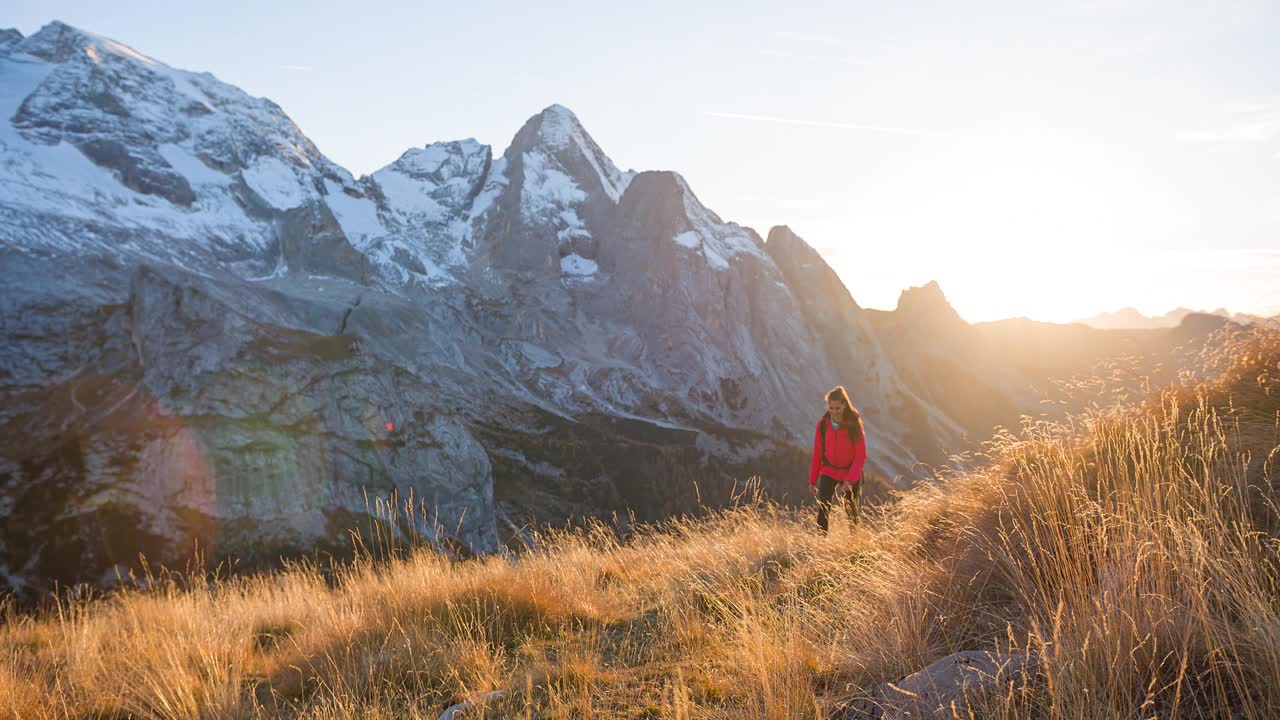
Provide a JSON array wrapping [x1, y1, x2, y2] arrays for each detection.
[[816, 475, 860, 533]]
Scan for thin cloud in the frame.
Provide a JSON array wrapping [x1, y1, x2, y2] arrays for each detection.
[[758, 48, 871, 65], [772, 30, 841, 46], [704, 111, 938, 137], [277, 64, 314, 72], [1176, 103, 1280, 145]]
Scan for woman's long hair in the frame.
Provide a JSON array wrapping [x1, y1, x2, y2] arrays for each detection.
[[826, 386, 864, 444]]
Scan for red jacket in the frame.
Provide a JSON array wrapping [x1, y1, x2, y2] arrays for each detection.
[[809, 413, 867, 485]]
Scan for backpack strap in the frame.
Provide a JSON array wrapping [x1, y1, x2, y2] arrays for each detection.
[[819, 414, 827, 464]]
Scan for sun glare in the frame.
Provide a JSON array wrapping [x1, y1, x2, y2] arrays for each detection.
[[837, 130, 1171, 323]]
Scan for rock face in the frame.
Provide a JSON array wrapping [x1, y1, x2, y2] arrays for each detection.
[[0, 21, 937, 597]]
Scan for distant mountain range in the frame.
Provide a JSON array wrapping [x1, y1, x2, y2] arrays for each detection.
[[0, 21, 1238, 598], [1077, 306, 1277, 330], [866, 282, 1239, 461]]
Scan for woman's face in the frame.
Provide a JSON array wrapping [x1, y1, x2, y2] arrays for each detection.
[[827, 398, 844, 422]]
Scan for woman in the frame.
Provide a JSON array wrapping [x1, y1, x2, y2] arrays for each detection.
[[809, 386, 867, 533]]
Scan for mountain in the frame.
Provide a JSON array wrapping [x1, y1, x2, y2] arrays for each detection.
[[865, 282, 1035, 450], [0, 21, 939, 598], [0, 21, 1238, 600], [869, 283, 1239, 443], [1078, 306, 1256, 330]]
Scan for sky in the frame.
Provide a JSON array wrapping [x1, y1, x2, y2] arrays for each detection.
[[8, 0, 1280, 323]]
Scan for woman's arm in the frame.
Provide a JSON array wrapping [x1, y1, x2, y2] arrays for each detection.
[[808, 420, 823, 486]]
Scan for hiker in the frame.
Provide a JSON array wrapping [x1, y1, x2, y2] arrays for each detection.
[[809, 386, 867, 533]]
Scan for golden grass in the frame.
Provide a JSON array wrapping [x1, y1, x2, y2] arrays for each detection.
[[2, 326, 1278, 719]]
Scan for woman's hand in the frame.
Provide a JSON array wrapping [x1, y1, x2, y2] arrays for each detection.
[[809, 483, 818, 496]]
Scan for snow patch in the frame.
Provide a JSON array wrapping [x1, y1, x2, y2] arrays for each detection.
[[242, 156, 307, 210], [96, 35, 161, 67], [248, 257, 287, 282], [673, 230, 701, 249], [0, 57, 232, 241], [537, 105, 579, 149], [521, 151, 586, 218], [0, 30, 309, 262], [556, 208, 590, 242], [470, 156, 509, 220], [703, 245, 729, 270], [522, 150, 599, 249], [365, 239, 456, 288], [372, 167, 447, 221], [323, 178, 384, 247], [560, 254, 598, 275], [396, 144, 453, 175], [165, 69, 214, 109], [158, 143, 228, 187], [616, 170, 636, 197], [673, 174, 769, 272], [372, 140, 490, 225]]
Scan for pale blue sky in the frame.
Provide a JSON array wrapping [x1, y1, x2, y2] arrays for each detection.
[[8, 1, 1280, 321]]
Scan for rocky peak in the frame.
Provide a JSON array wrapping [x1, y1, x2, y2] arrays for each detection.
[[529, 104, 588, 151], [765, 225, 820, 265], [762, 222, 875, 312], [1111, 307, 1145, 320], [474, 105, 634, 281], [0, 28, 22, 53], [895, 280, 964, 324], [765, 225, 860, 308], [382, 139, 489, 181], [506, 104, 600, 157], [17, 20, 152, 65], [5, 19, 348, 222], [505, 104, 632, 203], [1176, 312, 1232, 336], [616, 170, 687, 234], [613, 170, 768, 274], [672, 172, 728, 231], [371, 139, 492, 219], [16, 20, 88, 62]]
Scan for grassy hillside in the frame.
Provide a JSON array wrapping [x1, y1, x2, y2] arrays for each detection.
[[2, 328, 1278, 719]]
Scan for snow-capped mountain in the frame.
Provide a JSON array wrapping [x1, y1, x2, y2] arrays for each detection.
[[0, 21, 953, 597]]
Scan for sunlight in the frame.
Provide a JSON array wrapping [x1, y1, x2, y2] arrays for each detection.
[[832, 129, 1174, 322]]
